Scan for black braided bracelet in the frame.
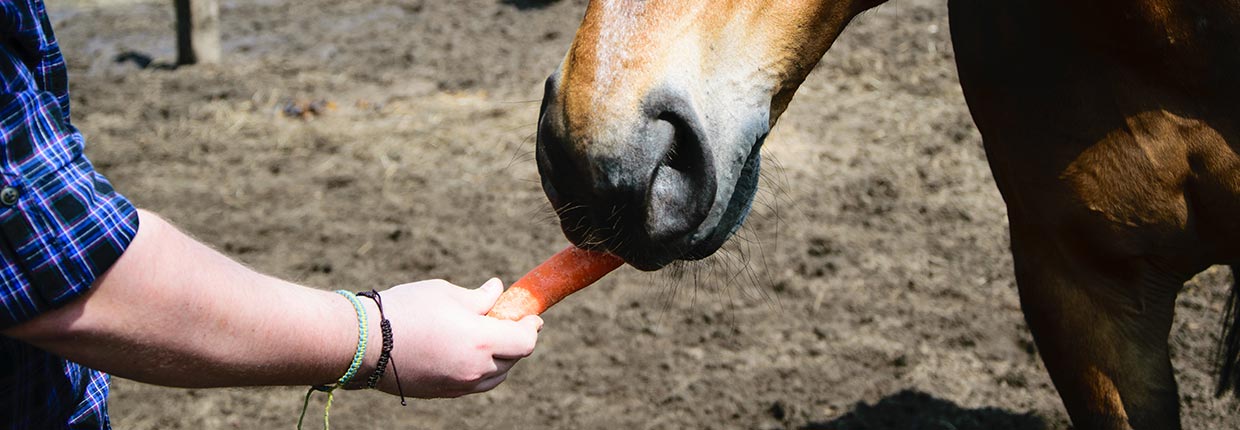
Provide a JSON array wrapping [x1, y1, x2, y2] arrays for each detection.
[[356, 289, 407, 405], [370, 320, 393, 387]]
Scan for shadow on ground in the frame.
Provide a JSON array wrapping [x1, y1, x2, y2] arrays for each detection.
[[500, 0, 561, 10], [113, 51, 178, 70], [802, 390, 1048, 430]]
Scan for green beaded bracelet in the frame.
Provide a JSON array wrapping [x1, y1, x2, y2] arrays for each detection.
[[332, 289, 369, 388], [297, 290, 369, 430]]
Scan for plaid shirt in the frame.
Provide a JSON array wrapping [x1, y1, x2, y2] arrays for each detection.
[[0, 1, 140, 429]]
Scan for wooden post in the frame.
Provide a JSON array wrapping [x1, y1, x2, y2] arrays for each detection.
[[174, 0, 220, 65]]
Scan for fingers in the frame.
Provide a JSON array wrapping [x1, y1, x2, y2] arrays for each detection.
[[489, 358, 518, 378], [459, 277, 504, 314], [519, 314, 544, 332], [471, 371, 508, 393], [487, 315, 542, 359]]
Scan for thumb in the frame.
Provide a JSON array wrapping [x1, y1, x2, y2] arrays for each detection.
[[518, 314, 544, 333], [465, 277, 504, 314]]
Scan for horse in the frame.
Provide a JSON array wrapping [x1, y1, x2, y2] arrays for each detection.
[[531, 0, 1240, 429]]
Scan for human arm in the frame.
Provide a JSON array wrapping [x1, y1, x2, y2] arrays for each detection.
[[2, 209, 542, 397]]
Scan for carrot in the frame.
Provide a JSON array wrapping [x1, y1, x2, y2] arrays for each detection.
[[487, 246, 624, 320]]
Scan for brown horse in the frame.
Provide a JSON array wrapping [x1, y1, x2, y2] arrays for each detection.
[[533, 0, 1240, 429]]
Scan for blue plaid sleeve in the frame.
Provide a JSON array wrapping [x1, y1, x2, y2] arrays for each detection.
[[0, 1, 138, 429], [0, 0, 139, 329]]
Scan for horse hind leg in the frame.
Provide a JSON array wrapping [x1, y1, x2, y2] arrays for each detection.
[[1011, 233, 1187, 430], [1215, 264, 1240, 396]]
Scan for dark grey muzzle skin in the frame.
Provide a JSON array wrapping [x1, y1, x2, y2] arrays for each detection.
[[535, 74, 766, 271]]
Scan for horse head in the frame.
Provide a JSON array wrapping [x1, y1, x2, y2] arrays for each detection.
[[536, 0, 883, 269]]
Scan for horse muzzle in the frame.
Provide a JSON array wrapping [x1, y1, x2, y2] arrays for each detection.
[[535, 76, 728, 270]]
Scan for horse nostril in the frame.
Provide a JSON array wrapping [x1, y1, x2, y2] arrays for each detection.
[[658, 112, 701, 174], [644, 108, 716, 242]]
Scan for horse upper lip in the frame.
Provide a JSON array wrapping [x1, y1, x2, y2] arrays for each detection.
[[682, 136, 763, 261]]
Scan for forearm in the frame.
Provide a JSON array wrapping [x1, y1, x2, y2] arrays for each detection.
[[3, 209, 365, 388]]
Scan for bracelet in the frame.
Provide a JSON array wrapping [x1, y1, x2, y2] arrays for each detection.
[[297, 290, 369, 430], [357, 289, 407, 406], [331, 289, 369, 389]]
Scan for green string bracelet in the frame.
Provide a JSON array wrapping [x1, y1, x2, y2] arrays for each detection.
[[298, 290, 369, 430]]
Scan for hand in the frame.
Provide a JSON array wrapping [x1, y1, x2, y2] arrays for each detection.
[[371, 278, 542, 398]]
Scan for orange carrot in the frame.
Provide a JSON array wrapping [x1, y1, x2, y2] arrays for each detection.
[[487, 246, 624, 320]]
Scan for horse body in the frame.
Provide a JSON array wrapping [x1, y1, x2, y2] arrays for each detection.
[[536, 0, 1240, 428], [953, 1, 1240, 427]]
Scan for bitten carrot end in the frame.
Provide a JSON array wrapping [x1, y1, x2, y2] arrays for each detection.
[[487, 246, 624, 320]]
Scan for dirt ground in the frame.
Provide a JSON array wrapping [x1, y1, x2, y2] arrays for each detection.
[[47, 0, 1238, 428]]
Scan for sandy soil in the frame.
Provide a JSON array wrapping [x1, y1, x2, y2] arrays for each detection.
[[46, 0, 1237, 428]]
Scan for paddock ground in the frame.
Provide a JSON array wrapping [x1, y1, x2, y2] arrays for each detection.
[[51, 0, 1237, 428]]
